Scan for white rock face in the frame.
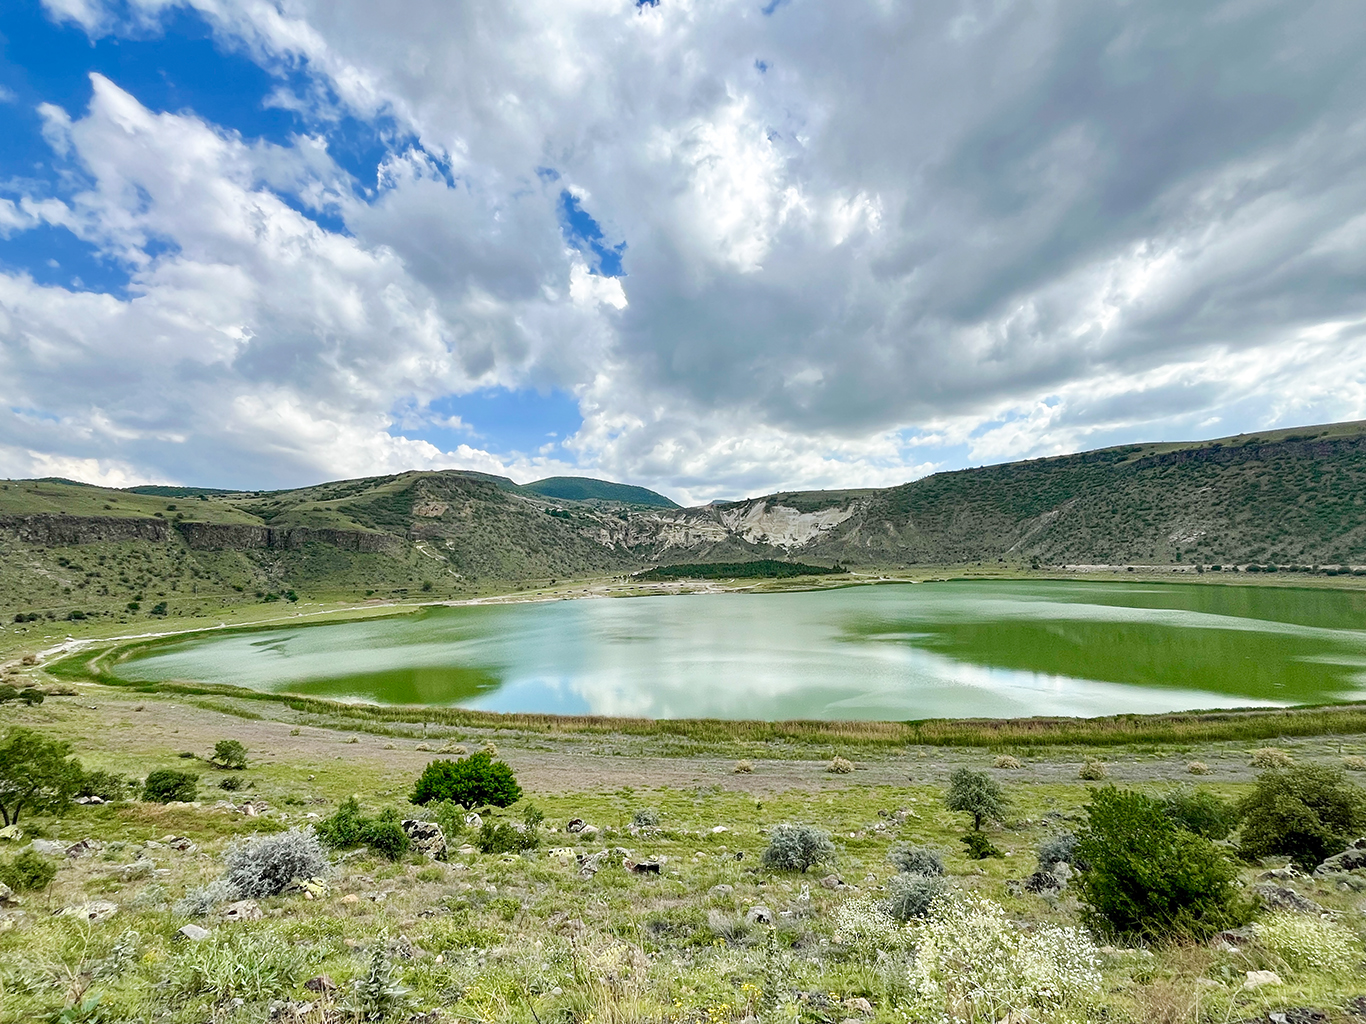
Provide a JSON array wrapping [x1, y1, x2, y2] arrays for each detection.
[[718, 502, 857, 550]]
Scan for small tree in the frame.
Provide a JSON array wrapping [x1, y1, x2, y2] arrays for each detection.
[[945, 767, 1008, 831], [142, 769, 198, 803], [0, 727, 84, 826], [1239, 764, 1366, 871], [409, 752, 522, 810], [1075, 786, 1249, 942], [761, 823, 836, 873], [211, 739, 248, 770]]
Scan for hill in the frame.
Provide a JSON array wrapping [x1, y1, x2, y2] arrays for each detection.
[[4, 421, 1366, 622]]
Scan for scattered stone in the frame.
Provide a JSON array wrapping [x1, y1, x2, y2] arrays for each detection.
[[304, 974, 337, 994], [176, 923, 211, 942], [456, 845, 477, 856], [1258, 867, 1300, 882], [710, 884, 734, 896], [1244, 970, 1283, 989], [548, 847, 577, 864], [221, 900, 262, 922], [285, 877, 329, 899], [464, 813, 483, 829], [819, 874, 843, 890], [745, 905, 773, 925], [73, 796, 105, 805], [1210, 926, 1259, 952], [1316, 837, 1366, 875], [0, 825, 22, 842], [61, 900, 118, 923], [0, 882, 19, 907], [401, 820, 447, 861], [579, 825, 600, 837], [711, 826, 729, 834], [1266, 1010, 1329, 1024], [1252, 883, 1323, 915], [29, 839, 66, 856], [165, 837, 195, 852], [340, 894, 360, 905]]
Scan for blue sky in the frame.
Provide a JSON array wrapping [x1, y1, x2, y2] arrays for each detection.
[[2, 0, 1365, 503]]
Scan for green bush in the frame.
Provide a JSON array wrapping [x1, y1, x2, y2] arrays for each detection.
[[0, 849, 57, 892], [218, 775, 244, 791], [78, 769, 133, 802], [945, 767, 1008, 831], [316, 799, 411, 861], [475, 819, 538, 855], [409, 752, 522, 810], [1074, 786, 1249, 942], [1159, 789, 1240, 841], [1238, 764, 1366, 871], [960, 831, 1003, 859], [888, 845, 945, 876], [883, 872, 947, 921], [141, 769, 198, 803], [428, 800, 468, 841], [18, 688, 43, 706], [0, 727, 85, 826], [211, 740, 248, 770], [761, 823, 835, 873]]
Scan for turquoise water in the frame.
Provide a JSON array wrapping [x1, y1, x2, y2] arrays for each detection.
[[111, 581, 1366, 720]]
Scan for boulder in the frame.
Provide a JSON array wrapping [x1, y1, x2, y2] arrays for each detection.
[[29, 839, 66, 856], [464, 812, 483, 830], [401, 819, 448, 861], [176, 923, 211, 942], [64, 839, 102, 858], [843, 997, 874, 1017], [0, 882, 18, 907], [221, 900, 262, 922], [710, 884, 734, 896], [1315, 838, 1366, 875], [819, 874, 843, 890], [1252, 883, 1323, 915], [304, 974, 337, 994], [61, 900, 118, 923], [1244, 970, 1283, 989], [745, 905, 773, 925], [0, 825, 22, 842]]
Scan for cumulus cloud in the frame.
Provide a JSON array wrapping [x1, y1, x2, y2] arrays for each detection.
[[7, 0, 1366, 503]]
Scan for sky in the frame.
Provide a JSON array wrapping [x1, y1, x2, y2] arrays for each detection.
[[1, 1, 1365, 506]]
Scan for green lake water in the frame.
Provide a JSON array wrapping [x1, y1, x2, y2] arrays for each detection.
[[111, 581, 1366, 720]]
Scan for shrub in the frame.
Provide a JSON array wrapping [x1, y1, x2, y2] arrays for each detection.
[[316, 799, 410, 861], [1250, 747, 1295, 768], [905, 893, 1100, 1021], [883, 872, 947, 921], [888, 844, 944, 876], [1186, 761, 1212, 775], [1074, 786, 1249, 942], [761, 823, 836, 873], [1344, 755, 1366, 772], [1037, 833, 1077, 869], [733, 759, 753, 774], [218, 775, 244, 791], [360, 810, 411, 862], [0, 686, 14, 704], [428, 800, 468, 841], [945, 767, 1008, 831], [1159, 789, 1240, 841], [224, 827, 328, 897], [1257, 912, 1364, 976], [826, 756, 854, 774], [175, 929, 307, 1001], [78, 769, 133, 802], [475, 820, 538, 855], [354, 935, 408, 1021], [0, 849, 57, 892], [18, 689, 43, 706], [960, 831, 1003, 859], [833, 895, 908, 959], [0, 727, 85, 825], [1079, 760, 1107, 780], [994, 755, 1022, 769], [409, 752, 522, 809], [631, 808, 660, 828], [1239, 764, 1366, 870], [211, 740, 248, 770], [142, 769, 198, 803], [173, 878, 238, 917]]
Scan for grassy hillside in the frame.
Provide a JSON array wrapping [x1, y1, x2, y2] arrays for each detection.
[[6, 421, 1366, 626]]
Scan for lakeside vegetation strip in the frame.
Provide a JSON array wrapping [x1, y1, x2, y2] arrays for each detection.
[[44, 639, 1366, 748], [631, 559, 847, 581]]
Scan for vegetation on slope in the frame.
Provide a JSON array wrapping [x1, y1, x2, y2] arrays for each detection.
[[632, 559, 846, 581]]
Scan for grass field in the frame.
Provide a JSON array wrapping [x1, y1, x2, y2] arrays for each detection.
[[1, 685, 1365, 1024]]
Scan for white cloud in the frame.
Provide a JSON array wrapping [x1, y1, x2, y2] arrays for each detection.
[[8, 0, 1366, 503]]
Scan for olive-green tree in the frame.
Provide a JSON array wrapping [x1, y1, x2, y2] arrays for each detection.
[[0, 728, 84, 826]]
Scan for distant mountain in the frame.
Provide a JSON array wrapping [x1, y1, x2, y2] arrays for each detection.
[[5, 421, 1366, 621], [521, 476, 679, 508]]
